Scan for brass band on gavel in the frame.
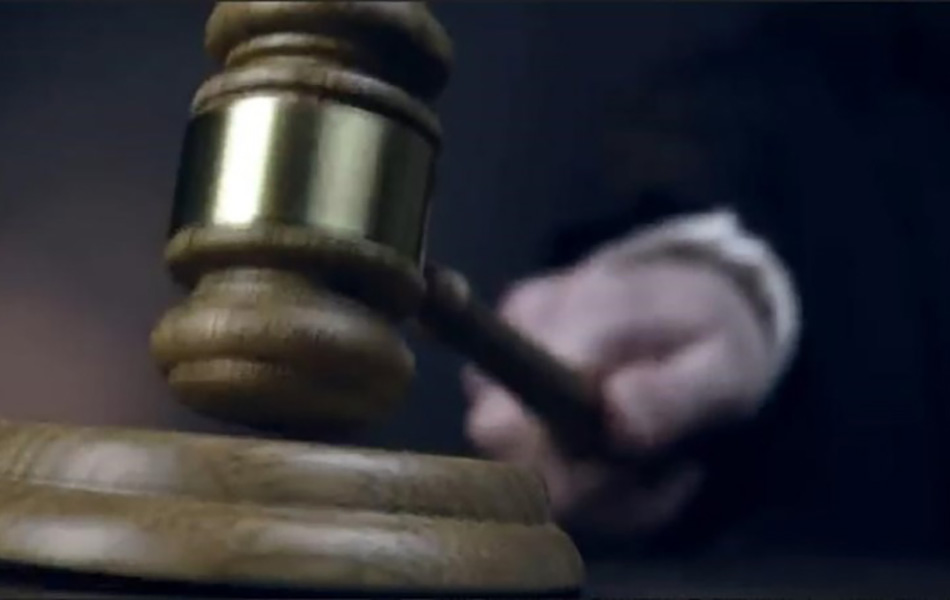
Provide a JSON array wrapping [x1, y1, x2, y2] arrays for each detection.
[[171, 2, 450, 262], [171, 96, 435, 261], [156, 1, 613, 459], [151, 3, 454, 432], [0, 3, 587, 597]]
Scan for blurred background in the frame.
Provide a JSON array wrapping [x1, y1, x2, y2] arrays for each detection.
[[0, 2, 764, 451]]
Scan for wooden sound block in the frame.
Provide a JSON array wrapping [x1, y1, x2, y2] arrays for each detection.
[[0, 421, 583, 597]]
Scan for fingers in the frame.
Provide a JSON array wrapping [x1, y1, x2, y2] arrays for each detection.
[[460, 363, 490, 401], [464, 383, 547, 461], [570, 461, 705, 534], [466, 368, 710, 533], [497, 272, 567, 338], [462, 274, 568, 461], [623, 462, 705, 532], [467, 260, 772, 456], [463, 366, 613, 515], [601, 332, 765, 453], [457, 256, 778, 539]]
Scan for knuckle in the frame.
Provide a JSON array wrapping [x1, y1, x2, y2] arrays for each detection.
[[498, 275, 567, 332], [464, 393, 533, 455], [720, 323, 774, 401], [499, 280, 544, 314], [460, 364, 490, 399], [602, 371, 679, 452]]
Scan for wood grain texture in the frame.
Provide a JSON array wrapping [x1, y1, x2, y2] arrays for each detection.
[[0, 420, 583, 594], [164, 225, 426, 318], [0, 2, 586, 595], [205, 2, 452, 100], [157, 0, 447, 431], [194, 2, 447, 140], [152, 225, 426, 431]]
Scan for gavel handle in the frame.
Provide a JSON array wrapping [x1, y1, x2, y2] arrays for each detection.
[[418, 264, 739, 474], [418, 263, 610, 459]]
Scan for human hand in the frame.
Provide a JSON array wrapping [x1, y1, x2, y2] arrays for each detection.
[[462, 253, 778, 535]]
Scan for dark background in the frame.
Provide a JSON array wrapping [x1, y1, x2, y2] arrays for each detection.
[[0, 2, 762, 452]]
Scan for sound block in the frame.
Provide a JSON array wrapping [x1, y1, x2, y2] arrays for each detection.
[[0, 421, 583, 597]]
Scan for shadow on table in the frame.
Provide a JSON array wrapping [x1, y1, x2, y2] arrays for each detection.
[[586, 558, 950, 598]]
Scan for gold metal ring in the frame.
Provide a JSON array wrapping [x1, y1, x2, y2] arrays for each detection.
[[171, 94, 435, 262]]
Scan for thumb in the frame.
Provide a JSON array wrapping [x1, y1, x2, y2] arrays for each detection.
[[600, 334, 765, 454]]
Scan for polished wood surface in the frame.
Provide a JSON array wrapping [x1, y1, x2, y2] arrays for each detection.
[[152, 228, 424, 429], [157, 1, 449, 430], [0, 2, 585, 596], [0, 420, 581, 594]]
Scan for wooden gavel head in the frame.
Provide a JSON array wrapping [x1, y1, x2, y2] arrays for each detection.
[[0, 4, 587, 597], [151, 2, 452, 434]]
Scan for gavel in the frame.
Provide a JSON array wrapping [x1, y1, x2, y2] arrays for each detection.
[[0, 2, 704, 597], [153, 2, 608, 455]]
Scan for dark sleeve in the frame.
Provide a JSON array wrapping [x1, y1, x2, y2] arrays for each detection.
[[542, 47, 793, 270], [546, 48, 812, 556]]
